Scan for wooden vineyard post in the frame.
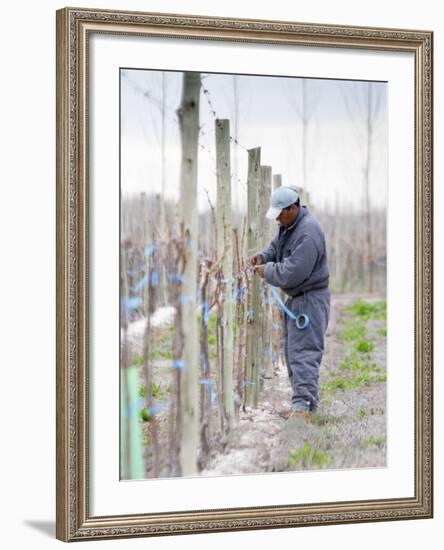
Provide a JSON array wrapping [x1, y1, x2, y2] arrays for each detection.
[[245, 147, 261, 407], [140, 192, 150, 312], [273, 173, 282, 190], [260, 166, 273, 380], [271, 173, 286, 373], [155, 192, 168, 307], [215, 119, 235, 433], [177, 72, 201, 476]]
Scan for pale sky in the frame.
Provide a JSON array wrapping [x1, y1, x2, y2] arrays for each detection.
[[120, 69, 387, 214]]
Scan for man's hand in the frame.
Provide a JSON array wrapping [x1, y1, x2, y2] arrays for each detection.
[[254, 264, 266, 278], [249, 254, 263, 267]]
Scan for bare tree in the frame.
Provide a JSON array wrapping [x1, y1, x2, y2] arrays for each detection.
[[340, 81, 384, 293]]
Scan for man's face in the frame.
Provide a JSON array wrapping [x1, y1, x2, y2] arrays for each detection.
[[276, 204, 298, 227]]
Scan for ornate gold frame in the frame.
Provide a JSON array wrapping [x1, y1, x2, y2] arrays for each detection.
[[56, 7, 433, 542]]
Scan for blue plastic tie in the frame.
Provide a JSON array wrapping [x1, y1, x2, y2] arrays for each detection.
[[150, 271, 159, 287], [131, 274, 149, 292], [144, 244, 156, 257], [125, 397, 145, 417], [167, 273, 189, 285], [268, 286, 297, 320], [122, 296, 143, 311], [203, 301, 210, 325], [148, 400, 166, 415]]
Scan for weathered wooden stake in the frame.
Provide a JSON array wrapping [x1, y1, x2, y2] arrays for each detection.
[[260, 166, 273, 380], [177, 72, 201, 476], [198, 262, 211, 469], [215, 119, 235, 432], [271, 173, 285, 373], [273, 174, 282, 190], [245, 147, 261, 407]]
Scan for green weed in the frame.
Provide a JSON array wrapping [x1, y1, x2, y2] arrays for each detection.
[[322, 355, 385, 393], [339, 322, 366, 342], [355, 340, 374, 353], [207, 335, 216, 346], [363, 436, 386, 448], [323, 426, 334, 439], [148, 350, 173, 360], [307, 414, 335, 427], [323, 374, 373, 392], [288, 442, 330, 468], [346, 300, 387, 321], [138, 382, 165, 400], [139, 407, 153, 422], [358, 408, 367, 420], [132, 355, 144, 367], [340, 355, 366, 371]]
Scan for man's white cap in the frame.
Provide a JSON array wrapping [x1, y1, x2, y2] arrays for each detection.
[[265, 186, 299, 220]]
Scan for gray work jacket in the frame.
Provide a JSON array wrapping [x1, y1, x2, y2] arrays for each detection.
[[258, 206, 329, 297]]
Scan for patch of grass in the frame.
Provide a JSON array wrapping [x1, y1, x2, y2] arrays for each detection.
[[197, 311, 218, 353], [327, 306, 386, 397], [197, 311, 218, 337], [358, 408, 367, 420], [346, 299, 387, 321], [139, 407, 153, 422], [355, 340, 374, 353], [288, 442, 331, 468], [339, 355, 366, 371], [133, 348, 174, 362], [322, 378, 353, 391], [322, 354, 385, 394], [377, 327, 387, 337], [307, 414, 336, 427], [151, 382, 163, 398], [132, 354, 144, 367], [148, 349, 173, 360], [363, 436, 386, 448], [323, 426, 334, 439], [322, 373, 373, 392], [138, 382, 166, 400], [339, 321, 366, 342], [207, 334, 216, 346], [339, 354, 383, 374]]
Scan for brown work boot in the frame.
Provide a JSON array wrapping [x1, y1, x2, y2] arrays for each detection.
[[277, 408, 309, 420], [287, 410, 309, 419]]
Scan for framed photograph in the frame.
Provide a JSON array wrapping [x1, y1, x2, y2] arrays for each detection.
[[56, 7, 433, 542]]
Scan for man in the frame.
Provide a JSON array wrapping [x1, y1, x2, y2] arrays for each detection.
[[250, 186, 330, 418]]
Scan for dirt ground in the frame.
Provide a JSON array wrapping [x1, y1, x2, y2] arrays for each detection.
[[199, 293, 387, 476], [128, 292, 387, 478]]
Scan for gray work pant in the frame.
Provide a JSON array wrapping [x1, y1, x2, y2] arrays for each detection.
[[283, 287, 330, 412]]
